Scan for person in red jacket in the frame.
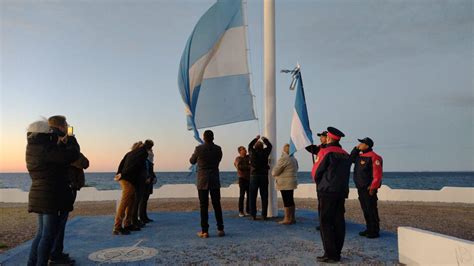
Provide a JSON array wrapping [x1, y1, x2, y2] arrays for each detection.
[[350, 137, 383, 238], [312, 127, 351, 263]]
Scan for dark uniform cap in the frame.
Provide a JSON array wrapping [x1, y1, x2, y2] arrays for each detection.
[[317, 131, 328, 137], [327, 127, 345, 138], [358, 137, 374, 148]]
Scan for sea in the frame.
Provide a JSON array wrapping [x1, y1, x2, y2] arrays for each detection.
[[0, 172, 473, 192]]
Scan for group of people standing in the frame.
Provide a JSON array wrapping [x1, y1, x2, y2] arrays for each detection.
[[113, 139, 156, 235], [192, 127, 383, 264], [25, 114, 383, 265], [26, 116, 89, 266]]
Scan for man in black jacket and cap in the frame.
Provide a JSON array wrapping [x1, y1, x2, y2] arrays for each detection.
[[26, 116, 80, 266], [248, 135, 272, 220], [190, 130, 225, 238], [311, 127, 351, 263]]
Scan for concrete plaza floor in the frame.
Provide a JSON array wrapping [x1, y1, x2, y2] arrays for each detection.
[[0, 210, 398, 265]]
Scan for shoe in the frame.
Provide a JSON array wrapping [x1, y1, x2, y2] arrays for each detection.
[[51, 253, 70, 260], [112, 227, 131, 235], [217, 230, 225, 237], [251, 216, 257, 221], [321, 257, 340, 263], [49, 257, 75, 265], [316, 225, 320, 231], [262, 216, 268, 221], [278, 207, 292, 225], [359, 230, 368, 236], [316, 255, 328, 262], [124, 225, 141, 231], [366, 232, 380, 239], [245, 212, 250, 216], [145, 218, 154, 223], [239, 212, 245, 217], [197, 231, 209, 238]]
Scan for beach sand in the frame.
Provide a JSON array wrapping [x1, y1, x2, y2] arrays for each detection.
[[1, 198, 473, 253]]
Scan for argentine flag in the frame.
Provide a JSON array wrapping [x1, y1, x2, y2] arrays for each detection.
[[178, 0, 256, 143], [289, 71, 314, 155]]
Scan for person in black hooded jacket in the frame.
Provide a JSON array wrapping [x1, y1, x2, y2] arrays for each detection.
[[248, 135, 272, 220], [26, 116, 79, 266]]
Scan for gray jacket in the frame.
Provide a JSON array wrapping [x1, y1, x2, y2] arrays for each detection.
[[190, 142, 223, 190], [272, 153, 298, 190]]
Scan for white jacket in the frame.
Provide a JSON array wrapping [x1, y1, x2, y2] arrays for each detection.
[[272, 153, 298, 190]]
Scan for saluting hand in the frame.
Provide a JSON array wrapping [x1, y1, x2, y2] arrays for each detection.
[[368, 187, 376, 196]]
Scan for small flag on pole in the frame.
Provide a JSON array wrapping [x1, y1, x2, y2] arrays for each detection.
[[287, 66, 313, 155]]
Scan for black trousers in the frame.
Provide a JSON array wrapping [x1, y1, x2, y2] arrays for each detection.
[[238, 178, 250, 213], [249, 175, 269, 218], [132, 181, 145, 225], [280, 190, 295, 207], [198, 189, 224, 233], [319, 196, 345, 260], [139, 190, 151, 221], [358, 189, 380, 234]]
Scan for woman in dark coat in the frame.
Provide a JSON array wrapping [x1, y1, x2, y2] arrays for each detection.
[[26, 118, 79, 266]]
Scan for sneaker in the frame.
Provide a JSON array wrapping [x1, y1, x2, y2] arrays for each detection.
[[217, 230, 225, 237], [316, 255, 328, 262], [238, 212, 245, 217], [197, 231, 209, 238], [112, 227, 131, 235], [359, 230, 368, 236], [124, 225, 141, 231]]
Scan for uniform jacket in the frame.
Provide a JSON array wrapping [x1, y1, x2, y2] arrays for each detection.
[[272, 153, 298, 190], [350, 147, 383, 190], [311, 142, 351, 198], [190, 142, 223, 190]]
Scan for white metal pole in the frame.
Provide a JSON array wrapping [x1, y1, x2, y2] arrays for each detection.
[[264, 0, 278, 218]]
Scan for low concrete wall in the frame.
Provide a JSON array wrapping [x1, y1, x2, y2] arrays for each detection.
[[0, 185, 473, 203], [398, 227, 474, 265]]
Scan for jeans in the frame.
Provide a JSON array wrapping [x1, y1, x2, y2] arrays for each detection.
[[28, 213, 61, 266], [249, 175, 269, 218], [198, 189, 224, 233], [50, 211, 69, 259], [238, 178, 250, 213], [114, 180, 135, 230], [280, 190, 295, 207]]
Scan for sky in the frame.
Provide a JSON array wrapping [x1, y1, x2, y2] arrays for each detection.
[[1, 0, 473, 172]]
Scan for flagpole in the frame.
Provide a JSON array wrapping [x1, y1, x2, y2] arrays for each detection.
[[264, 0, 278, 218]]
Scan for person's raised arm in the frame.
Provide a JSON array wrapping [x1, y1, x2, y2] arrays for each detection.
[[248, 136, 259, 154], [349, 146, 360, 163], [262, 137, 272, 154]]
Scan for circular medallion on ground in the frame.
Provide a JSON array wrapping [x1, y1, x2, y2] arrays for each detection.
[[88, 246, 158, 263]]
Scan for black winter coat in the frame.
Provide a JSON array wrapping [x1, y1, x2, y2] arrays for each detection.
[[248, 138, 272, 177], [117, 146, 149, 186], [26, 133, 80, 214]]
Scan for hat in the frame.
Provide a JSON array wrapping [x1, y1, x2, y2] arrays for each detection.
[[327, 127, 345, 141], [358, 137, 374, 148], [317, 131, 328, 137]]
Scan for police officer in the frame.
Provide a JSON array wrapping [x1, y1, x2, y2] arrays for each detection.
[[350, 137, 383, 239], [305, 130, 328, 231], [305, 130, 327, 155], [312, 127, 351, 263]]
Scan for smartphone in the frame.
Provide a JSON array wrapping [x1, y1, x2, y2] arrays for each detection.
[[67, 126, 74, 137]]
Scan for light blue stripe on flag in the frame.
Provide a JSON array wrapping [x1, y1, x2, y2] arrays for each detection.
[[289, 72, 313, 155]]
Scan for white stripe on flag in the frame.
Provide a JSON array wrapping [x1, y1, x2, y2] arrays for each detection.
[[290, 108, 312, 150]]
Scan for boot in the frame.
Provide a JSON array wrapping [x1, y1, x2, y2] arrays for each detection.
[[290, 206, 296, 224], [278, 207, 292, 225]]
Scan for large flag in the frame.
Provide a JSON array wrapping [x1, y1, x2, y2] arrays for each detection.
[[289, 70, 313, 155], [178, 0, 256, 143]]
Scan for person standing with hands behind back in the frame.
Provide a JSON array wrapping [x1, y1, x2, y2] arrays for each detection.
[[190, 130, 225, 238], [248, 135, 272, 221], [350, 137, 383, 239]]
